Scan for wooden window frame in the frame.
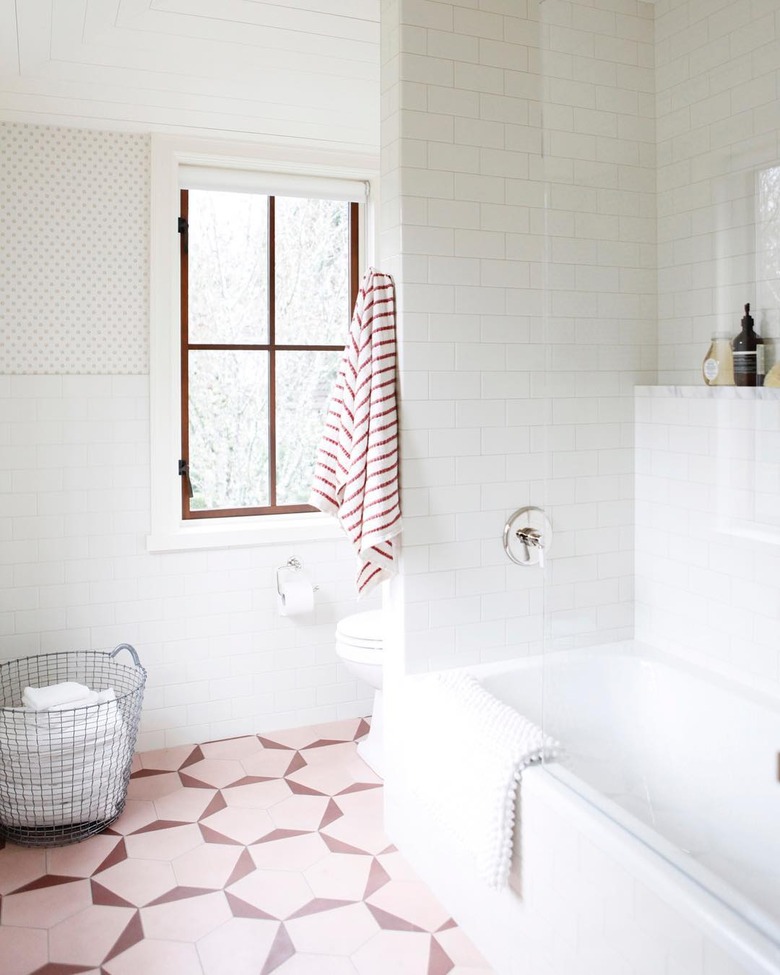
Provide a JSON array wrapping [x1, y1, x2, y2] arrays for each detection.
[[179, 190, 360, 520]]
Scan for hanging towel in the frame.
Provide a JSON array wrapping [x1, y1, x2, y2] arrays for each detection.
[[399, 670, 560, 889], [310, 268, 401, 596]]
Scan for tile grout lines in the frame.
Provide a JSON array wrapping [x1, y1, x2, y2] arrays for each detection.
[[0, 716, 491, 975]]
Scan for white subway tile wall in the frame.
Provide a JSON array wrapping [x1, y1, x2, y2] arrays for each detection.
[[383, 0, 656, 673], [635, 385, 780, 694], [655, 0, 780, 384], [0, 373, 375, 749]]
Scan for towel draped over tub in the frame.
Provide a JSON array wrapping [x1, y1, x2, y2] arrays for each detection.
[[400, 670, 559, 889]]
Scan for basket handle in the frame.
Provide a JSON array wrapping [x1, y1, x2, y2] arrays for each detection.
[[110, 643, 141, 667]]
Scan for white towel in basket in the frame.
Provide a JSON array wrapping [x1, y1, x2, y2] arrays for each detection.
[[0, 698, 126, 826], [22, 682, 92, 710]]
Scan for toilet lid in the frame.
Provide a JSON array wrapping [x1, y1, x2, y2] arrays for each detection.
[[335, 610, 383, 648]]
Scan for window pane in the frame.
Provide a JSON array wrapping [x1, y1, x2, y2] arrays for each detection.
[[274, 197, 351, 346], [188, 190, 268, 344], [276, 350, 340, 506], [189, 351, 269, 510]]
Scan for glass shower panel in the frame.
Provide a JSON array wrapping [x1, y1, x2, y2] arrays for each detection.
[[538, 0, 780, 949]]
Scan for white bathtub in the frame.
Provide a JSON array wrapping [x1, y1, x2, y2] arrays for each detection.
[[385, 642, 780, 975], [480, 643, 780, 949]]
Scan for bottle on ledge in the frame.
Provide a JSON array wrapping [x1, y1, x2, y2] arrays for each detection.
[[732, 303, 765, 387]]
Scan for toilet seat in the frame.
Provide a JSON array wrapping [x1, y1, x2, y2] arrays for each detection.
[[335, 611, 383, 650]]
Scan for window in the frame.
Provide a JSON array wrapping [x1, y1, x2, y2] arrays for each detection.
[[179, 189, 359, 518], [148, 136, 376, 552]]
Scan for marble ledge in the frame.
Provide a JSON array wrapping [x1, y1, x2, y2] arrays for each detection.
[[635, 384, 780, 400]]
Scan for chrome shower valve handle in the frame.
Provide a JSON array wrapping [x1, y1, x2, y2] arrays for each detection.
[[516, 526, 545, 568], [503, 507, 552, 568]]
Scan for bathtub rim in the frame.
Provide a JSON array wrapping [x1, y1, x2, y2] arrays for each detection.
[[524, 766, 780, 975]]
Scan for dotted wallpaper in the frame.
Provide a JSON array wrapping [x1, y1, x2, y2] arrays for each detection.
[[0, 123, 150, 374]]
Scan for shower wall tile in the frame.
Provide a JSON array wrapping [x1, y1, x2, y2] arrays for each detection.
[[635, 385, 780, 694], [382, 0, 656, 673], [655, 0, 780, 384]]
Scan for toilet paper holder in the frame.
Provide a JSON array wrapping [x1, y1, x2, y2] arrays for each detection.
[[276, 557, 319, 596]]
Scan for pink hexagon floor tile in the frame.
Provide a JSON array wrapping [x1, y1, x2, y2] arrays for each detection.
[[227, 868, 314, 920], [1, 876, 92, 928], [109, 798, 159, 835], [45, 833, 122, 878], [199, 805, 274, 845], [239, 748, 298, 780], [303, 852, 374, 902], [249, 831, 330, 871], [297, 741, 360, 769], [0, 925, 48, 975], [0, 845, 47, 895], [366, 880, 453, 934], [153, 786, 220, 823], [139, 743, 200, 772], [173, 842, 246, 889], [285, 759, 364, 798], [103, 937, 205, 975], [47, 904, 136, 968], [126, 770, 182, 801], [330, 786, 383, 823], [140, 890, 232, 942], [351, 929, 433, 975], [201, 735, 264, 762], [197, 916, 280, 975], [262, 718, 363, 751], [320, 813, 389, 857], [285, 902, 379, 956], [96, 857, 178, 907], [180, 758, 246, 788], [274, 953, 360, 974], [124, 822, 203, 862], [268, 794, 331, 832], [222, 777, 291, 809]]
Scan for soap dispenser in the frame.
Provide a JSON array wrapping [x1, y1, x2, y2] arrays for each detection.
[[732, 303, 765, 387]]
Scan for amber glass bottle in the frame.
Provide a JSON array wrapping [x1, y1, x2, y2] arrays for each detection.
[[732, 303, 765, 387]]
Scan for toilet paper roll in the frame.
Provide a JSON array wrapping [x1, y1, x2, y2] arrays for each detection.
[[277, 569, 315, 617]]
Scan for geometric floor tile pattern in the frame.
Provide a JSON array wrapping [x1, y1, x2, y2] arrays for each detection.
[[0, 717, 493, 974]]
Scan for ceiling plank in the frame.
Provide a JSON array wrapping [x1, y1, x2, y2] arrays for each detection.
[[116, 0, 377, 65], [0, 0, 20, 75], [152, 0, 378, 43], [15, 0, 53, 73], [0, 85, 377, 150]]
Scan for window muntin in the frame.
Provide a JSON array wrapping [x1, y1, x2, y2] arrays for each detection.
[[180, 189, 359, 519]]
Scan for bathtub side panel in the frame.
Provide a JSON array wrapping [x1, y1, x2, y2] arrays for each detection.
[[384, 765, 774, 975]]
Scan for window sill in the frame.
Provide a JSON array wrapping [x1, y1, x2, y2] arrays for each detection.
[[146, 511, 344, 553]]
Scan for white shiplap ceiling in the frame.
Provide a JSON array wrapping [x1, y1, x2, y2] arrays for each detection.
[[0, 0, 380, 152]]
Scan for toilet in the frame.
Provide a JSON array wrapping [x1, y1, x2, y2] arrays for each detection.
[[335, 610, 384, 776]]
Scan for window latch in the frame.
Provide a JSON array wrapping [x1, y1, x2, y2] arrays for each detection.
[[178, 459, 194, 499], [178, 216, 188, 254]]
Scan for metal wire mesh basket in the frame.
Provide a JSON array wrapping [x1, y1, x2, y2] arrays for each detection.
[[0, 644, 146, 847]]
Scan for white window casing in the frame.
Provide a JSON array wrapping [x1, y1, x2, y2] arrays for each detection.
[[148, 134, 379, 553]]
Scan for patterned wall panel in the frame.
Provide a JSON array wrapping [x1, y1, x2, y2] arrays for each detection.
[[0, 122, 149, 374]]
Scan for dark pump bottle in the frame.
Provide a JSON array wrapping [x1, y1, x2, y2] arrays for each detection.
[[732, 303, 765, 387]]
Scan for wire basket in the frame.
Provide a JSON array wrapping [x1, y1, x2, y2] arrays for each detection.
[[0, 644, 146, 847]]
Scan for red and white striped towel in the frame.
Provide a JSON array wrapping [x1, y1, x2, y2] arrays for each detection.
[[310, 268, 401, 596]]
